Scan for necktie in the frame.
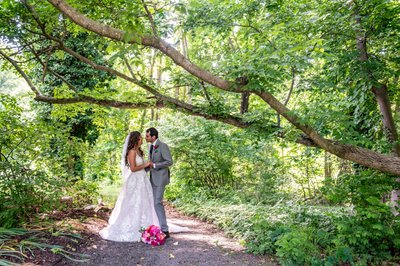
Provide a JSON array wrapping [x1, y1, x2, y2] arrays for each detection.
[[150, 145, 154, 157]]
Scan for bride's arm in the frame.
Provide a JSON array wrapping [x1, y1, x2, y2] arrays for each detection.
[[128, 150, 150, 172]]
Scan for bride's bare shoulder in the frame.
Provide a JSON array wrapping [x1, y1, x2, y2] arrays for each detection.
[[128, 149, 141, 157], [128, 149, 137, 157]]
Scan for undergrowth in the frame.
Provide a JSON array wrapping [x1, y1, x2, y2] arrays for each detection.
[[169, 185, 400, 265]]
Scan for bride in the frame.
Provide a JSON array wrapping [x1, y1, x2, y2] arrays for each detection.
[[100, 131, 159, 242]]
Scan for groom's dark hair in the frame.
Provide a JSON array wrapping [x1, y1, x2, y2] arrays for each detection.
[[146, 127, 158, 138]]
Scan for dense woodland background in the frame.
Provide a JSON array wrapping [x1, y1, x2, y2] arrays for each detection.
[[1, 0, 400, 265]]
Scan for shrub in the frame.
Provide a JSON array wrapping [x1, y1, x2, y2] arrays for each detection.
[[0, 162, 62, 227], [275, 228, 321, 265]]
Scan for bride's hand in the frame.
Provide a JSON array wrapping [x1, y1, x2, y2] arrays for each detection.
[[144, 161, 151, 167]]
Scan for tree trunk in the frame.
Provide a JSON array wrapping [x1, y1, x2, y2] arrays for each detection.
[[324, 151, 332, 179], [240, 92, 250, 114], [139, 109, 147, 132], [354, 10, 400, 214], [371, 85, 400, 156], [278, 67, 295, 126], [155, 59, 163, 122], [182, 32, 192, 104], [354, 12, 400, 154]]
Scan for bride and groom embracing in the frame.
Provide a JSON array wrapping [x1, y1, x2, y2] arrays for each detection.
[[100, 127, 178, 242]]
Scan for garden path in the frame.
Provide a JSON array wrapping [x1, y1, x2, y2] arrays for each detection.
[[53, 204, 276, 266]]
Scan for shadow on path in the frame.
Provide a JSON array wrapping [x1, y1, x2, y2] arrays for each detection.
[[56, 204, 277, 266]]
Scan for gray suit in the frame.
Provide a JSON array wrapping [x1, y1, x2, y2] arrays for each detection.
[[149, 140, 172, 232]]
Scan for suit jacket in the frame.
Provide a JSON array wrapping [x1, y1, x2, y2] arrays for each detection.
[[149, 140, 173, 187]]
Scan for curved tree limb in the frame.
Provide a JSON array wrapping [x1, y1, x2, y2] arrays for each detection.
[[27, 43, 78, 94], [18, 0, 400, 175], [0, 49, 41, 96], [256, 91, 400, 175], [34, 94, 157, 108], [141, 0, 158, 36], [47, 0, 236, 91]]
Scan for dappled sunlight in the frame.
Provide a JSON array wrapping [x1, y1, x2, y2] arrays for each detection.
[[166, 217, 244, 252]]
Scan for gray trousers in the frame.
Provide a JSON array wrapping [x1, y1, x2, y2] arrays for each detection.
[[152, 186, 168, 232]]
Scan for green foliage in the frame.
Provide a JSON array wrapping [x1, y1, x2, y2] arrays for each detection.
[[275, 228, 321, 266], [65, 179, 99, 208], [170, 189, 348, 263], [0, 95, 63, 227], [0, 91, 101, 227], [158, 113, 288, 202], [1, 0, 400, 263], [0, 164, 60, 228], [84, 107, 141, 182], [322, 170, 400, 263], [158, 116, 236, 190], [245, 217, 288, 255], [170, 169, 400, 264]]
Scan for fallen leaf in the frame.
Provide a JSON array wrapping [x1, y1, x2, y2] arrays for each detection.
[[169, 254, 175, 259]]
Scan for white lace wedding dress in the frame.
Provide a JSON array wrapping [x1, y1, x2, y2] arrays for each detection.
[[99, 154, 159, 242]]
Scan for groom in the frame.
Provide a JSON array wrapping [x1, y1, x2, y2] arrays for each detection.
[[145, 127, 173, 238]]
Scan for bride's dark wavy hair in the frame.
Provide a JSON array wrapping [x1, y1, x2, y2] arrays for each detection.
[[125, 131, 144, 165]]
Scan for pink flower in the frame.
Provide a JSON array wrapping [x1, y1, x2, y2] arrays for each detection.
[[140, 225, 166, 246], [149, 225, 159, 235], [156, 233, 166, 245]]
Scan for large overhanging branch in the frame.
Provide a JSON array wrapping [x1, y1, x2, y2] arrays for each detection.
[[1, 30, 251, 129], [34, 95, 157, 108], [47, 0, 237, 92], [0, 48, 156, 108], [256, 91, 400, 175], [0, 2, 317, 148], [28, 0, 400, 175], [57, 50, 248, 127], [0, 36, 317, 146], [32, 27, 251, 128]]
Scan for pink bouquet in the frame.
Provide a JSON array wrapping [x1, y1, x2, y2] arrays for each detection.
[[140, 225, 166, 246]]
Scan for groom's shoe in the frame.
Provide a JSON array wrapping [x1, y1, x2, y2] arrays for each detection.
[[162, 231, 170, 239]]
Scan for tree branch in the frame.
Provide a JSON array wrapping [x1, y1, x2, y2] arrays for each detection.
[[141, 0, 158, 36], [34, 94, 156, 108], [47, 0, 238, 92], [278, 67, 296, 127], [25, 0, 400, 175], [256, 90, 400, 175], [0, 49, 41, 96], [200, 81, 213, 106], [27, 44, 78, 93], [353, 7, 400, 156]]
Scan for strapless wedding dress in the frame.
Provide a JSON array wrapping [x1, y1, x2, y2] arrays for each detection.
[[100, 155, 159, 242]]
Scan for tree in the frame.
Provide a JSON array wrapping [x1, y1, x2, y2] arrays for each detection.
[[0, 0, 400, 175]]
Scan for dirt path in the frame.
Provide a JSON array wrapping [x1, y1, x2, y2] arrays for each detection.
[[56, 205, 276, 266]]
